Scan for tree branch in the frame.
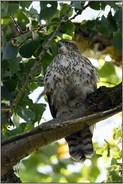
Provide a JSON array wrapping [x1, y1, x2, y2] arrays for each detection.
[[2, 83, 122, 177]]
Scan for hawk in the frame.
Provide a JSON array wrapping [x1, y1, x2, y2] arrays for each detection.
[[44, 39, 98, 162]]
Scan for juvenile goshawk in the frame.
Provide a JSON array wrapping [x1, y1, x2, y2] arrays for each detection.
[[44, 39, 98, 162]]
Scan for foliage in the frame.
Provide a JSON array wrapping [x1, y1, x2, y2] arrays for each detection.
[[1, 1, 122, 183], [18, 124, 122, 183]]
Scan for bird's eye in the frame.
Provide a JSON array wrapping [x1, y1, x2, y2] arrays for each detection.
[[65, 42, 69, 46]]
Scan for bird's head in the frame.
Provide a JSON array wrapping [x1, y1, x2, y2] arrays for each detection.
[[57, 39, 79, 54]]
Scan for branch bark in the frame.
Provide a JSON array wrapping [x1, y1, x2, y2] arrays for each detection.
[[1, 83, 122, 177]]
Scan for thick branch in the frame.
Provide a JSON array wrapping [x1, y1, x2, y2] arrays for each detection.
[[1, 83, 122, 176]]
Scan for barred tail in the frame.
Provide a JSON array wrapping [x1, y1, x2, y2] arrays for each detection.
[[65, 126, 94, 162]]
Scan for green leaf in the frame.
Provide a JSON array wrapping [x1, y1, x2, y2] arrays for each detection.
[[31, 103, 46, 123], [1, 1, 9, 16], [20, 59, 35, 74], [2, 79, 18, 95], [80, 20, 97, 40], [4, 126, 24, 137], [19, 40, 41, 58], [13, 113, 20, 127], [8, 2, 19, 14], [9, 59, 20, 76], [107, 11, 117, 32], [14, 32, 32, 47], [61, 21, 75, 36], [1, 14, 13, 24], [19, 1, 32, 9], [2, 44, 18, 60], [1, 59, 9, 77], [90, 2, 101, 10], [98, 15, 117, 36], [112, 32, 122, 52], [31, 20, 39, 28], [98, 62, 121, 85], [14, 9, 29, 26], [28, 82, 38, 91], [114, 9, 122, 22], [73, 1, 84, 10], [1, 85, 11, 100], [2, 58, 20, 78], [27, 7, 39, 20], [107, 162, 122, 183], [17, 107, 35, 122], [7, 122, 34, 136], [41, 52, 54, 75], [113, 126, 122, 139], [81, 20, 96, 30], [23, 122, 35, 131], [98, 62, 115, 78], [40, 1, 57, 21], [60, 3, 73, 18]]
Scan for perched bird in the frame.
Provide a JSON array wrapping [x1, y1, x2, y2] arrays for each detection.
[[44, 39, 98, 162]]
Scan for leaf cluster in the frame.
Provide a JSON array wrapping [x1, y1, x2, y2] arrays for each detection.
[[80, 1, 122, 52], [1, 1, 75, 134]]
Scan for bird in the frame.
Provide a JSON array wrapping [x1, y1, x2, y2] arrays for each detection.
[[44, 39, 98, 162]]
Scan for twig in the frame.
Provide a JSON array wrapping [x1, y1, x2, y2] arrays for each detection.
[[9, 14, 24, 34], [1, 108, 12, 113], [104, 139, 110, 157], [35, 89, 45, 103], [70, 1, 93, 21]]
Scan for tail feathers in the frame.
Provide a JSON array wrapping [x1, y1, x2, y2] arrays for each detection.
[[65, 127, 94, 162]]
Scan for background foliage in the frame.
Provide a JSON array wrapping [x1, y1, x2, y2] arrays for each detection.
[[1, 1, 122, 183]]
